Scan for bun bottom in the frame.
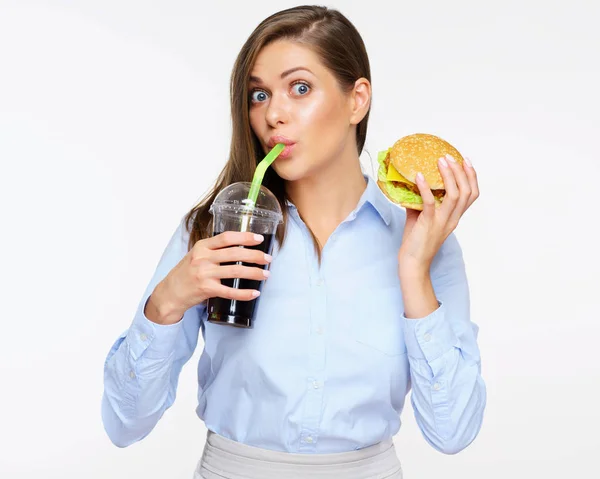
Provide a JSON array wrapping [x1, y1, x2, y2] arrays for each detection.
[[400, 202, 424, 211]]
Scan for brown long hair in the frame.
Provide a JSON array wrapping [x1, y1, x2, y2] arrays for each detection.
[[184, 5, 372, 253]]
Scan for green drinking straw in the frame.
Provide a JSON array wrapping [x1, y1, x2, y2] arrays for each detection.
[[246, 143, 285, 206], [239, 143, 285, 235]]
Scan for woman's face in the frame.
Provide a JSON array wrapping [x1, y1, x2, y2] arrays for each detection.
[[248, 40, 365, 182]]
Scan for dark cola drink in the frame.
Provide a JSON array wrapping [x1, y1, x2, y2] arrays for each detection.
[[206, 182, 282, 328], [207, 233, 275, 328]]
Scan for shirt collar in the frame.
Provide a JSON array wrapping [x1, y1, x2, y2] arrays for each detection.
[[359, 174, 393, 226], [285, 175, 392, 226]]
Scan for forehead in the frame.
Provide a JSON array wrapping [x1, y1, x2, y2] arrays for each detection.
[[250, 40, 324, 78]]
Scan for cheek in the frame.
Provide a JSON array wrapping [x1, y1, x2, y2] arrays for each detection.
[[300, 95, 342, 132], [313, 93, 349, 143], [249, 109, 262, 136], [303, 102, 348, 158]]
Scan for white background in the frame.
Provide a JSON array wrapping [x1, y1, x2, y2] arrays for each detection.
[[1, 0, 598, 477]]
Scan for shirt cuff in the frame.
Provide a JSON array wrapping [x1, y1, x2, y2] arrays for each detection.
[[125, 294, 183, 360], [402, 301, 459, 362]]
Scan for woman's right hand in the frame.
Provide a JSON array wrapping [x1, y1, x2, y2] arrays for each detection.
[[145, 232, 272, 325]]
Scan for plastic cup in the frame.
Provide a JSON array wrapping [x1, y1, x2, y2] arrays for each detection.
[[206, 182, 283, 328]]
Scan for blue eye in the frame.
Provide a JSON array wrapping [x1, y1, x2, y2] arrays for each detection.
[[292, 82, 310, 95], [250, 90, 268, 103]]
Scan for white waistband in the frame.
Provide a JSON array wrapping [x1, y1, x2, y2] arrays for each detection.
[[196, 430, 403, 479]]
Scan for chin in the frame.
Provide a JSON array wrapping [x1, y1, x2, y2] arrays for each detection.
[[271, 160, 311, 182], [272, 168, 305, 182]]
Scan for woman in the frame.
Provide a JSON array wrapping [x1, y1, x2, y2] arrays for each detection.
[[102, 5, 486, 478]]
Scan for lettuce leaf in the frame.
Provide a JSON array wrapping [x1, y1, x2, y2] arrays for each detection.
[[377, 149, 423, 205]]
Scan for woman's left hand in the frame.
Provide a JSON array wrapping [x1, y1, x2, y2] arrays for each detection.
[[398, 154, 479, 277]]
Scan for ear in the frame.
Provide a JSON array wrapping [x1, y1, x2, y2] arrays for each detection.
[[349, 78, 371, 125]]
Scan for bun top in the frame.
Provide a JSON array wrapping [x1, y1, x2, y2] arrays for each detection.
[[389, 133, 464, 190]]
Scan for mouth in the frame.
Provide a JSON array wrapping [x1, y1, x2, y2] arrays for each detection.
[[267, 135, 297, 159], [276, 143, 296, 159]]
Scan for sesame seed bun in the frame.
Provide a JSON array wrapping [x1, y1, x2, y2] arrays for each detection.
[[389, 133, 464, 190]]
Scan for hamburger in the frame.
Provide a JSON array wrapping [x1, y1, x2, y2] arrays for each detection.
[[377, 133, 465, 210]]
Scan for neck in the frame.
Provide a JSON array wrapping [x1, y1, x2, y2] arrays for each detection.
[[286, 145, 367, 248]]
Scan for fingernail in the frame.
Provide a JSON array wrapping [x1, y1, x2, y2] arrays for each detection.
[[252, 290, 261, 298], [254, 234, 264, 242], [464, 157, 473, 168], [263, 270, 270, 278], [439, 158, 448, 168], [446, 154, 456, 163], [416, 172, 425, 181], [264, 253, 273, 262]]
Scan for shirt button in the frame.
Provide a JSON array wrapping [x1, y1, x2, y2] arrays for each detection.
[[129, 370, 136, 379], [423, 333, 432, 342], [305, 436, 314, 443], [316, 279, 324, 287], [313, 381, 320, 389], [140, 333, 148, 341], [315, 327, 323, 335], [433, 382, 441, 391]]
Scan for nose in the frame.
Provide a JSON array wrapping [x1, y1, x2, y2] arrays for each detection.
[[265, 93, 289, 128]]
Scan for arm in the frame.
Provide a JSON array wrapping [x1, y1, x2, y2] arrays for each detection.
[[401, 233, 486, 454], [101, 218, 203, 447]]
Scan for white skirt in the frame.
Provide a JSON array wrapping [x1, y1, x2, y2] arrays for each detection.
[[194, 430, 403, 479]]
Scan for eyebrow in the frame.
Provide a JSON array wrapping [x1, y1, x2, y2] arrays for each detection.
[[249, 66, 314, 84]]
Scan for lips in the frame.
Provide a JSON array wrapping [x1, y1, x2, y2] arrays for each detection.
[[276, 143, 296, 159], [267, 135, 296, 148], [267, 135, 296, 159]]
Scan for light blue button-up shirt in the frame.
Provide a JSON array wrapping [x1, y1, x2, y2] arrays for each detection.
[[102, 175, 486, 454]]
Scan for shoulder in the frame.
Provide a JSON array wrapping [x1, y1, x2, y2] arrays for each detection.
[[175, 213, 193, 250], [155, 213, 194, 268], [383, 201, 464, 275], [431, 232, 465, 282]]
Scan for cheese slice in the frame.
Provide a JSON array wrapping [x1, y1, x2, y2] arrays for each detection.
[[386, 161, 414, 185]]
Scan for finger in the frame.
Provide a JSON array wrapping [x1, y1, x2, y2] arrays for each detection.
[[463, 157, 480, 207], [212, 246, 273, 266], [414, 172, 436, 218], [204, 231, 264, 250], [445, 154, 471, 220], [212, 264, 270, 282], [437, 156, 460, 218], [213, 284, 261, 302]]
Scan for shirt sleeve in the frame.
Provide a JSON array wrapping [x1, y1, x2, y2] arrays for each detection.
[[402, 232, 487, 454], [101, 216, 204, 447]]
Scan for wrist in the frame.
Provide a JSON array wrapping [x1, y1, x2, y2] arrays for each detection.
[[145, 284, 184, 326], [399, 270, 432, 300], [398, 258, 431, 282], [399, 273, 438, 319]]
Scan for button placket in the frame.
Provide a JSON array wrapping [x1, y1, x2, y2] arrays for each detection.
[[299, 375, 325, 452], [299, 230, 326, 452]]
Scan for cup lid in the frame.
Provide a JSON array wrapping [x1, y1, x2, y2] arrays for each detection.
[[209, 182, 283, 223]]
